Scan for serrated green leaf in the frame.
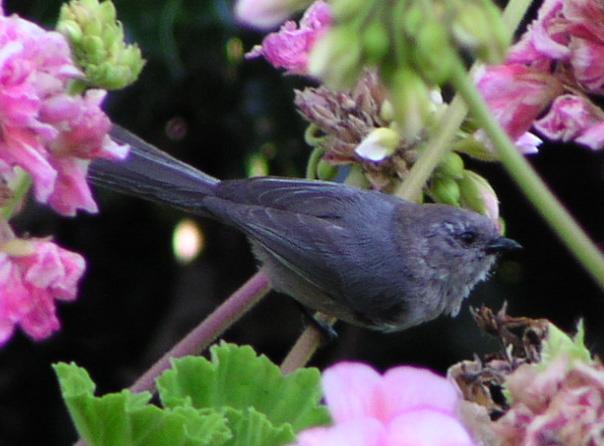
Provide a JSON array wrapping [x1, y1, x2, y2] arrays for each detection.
[[157, 342, 330, 432], [54, 363, 231, 446], [540, 320, 592, 368], [223, 407, 294, 446]]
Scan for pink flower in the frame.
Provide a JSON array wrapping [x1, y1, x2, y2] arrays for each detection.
[[494, 356, 604, 445], [475, 64, 561, 152], [235, 0, 302, 29], [291, 362, 474, 446], [0, 237, 85, 345], [246, 1, 331, 75], [0, 9, 128, 216], [534, 94, 604, 149]]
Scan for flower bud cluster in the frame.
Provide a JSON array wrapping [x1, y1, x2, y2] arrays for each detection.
[[57, 0, 145, 90]]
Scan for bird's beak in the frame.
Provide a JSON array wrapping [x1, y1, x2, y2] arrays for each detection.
[[485, 236, 522, 254]]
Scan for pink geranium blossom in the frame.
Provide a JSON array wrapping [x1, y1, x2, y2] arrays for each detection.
[[246, 1, 331, 75], [478, 0, 604, 151], [291, 362, 474, 446], [0, 8, 128, 216], [0, 236, 85, 345], [534, 94, 604, 148], [475, 64, 561, 149]]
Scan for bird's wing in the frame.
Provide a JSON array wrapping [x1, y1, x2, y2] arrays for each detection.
[[202, 192, 354, 296], [214, 177, 386, 218]]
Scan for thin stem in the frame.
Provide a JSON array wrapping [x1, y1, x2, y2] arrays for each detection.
[[129, 270, 271, 393], [449, 57, 604, 290], [280, 313, 336, 374], [394, 95, 467, 201], [305, 147, 324, 179], [0, 170, 32, 220]]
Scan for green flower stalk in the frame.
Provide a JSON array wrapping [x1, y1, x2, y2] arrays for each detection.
[[57, 0, 145, 90]]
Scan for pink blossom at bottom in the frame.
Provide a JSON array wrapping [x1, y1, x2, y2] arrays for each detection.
[[290, 362, 474, 446], [0, 238, 85, 345]]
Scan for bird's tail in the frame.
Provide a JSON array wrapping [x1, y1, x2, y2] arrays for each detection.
[[89, 125, 219, 215]]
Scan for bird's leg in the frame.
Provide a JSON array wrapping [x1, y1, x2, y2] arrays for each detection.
[[294, 301, 338, 344]]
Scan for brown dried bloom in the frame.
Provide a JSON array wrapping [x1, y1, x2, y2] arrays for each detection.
[[294, 70, 421, 190], [449, 305, 604, 446]]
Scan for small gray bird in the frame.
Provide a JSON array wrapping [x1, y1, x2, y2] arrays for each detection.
[[90, 126, 521, 332]]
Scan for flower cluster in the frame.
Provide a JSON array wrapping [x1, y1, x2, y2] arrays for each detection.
[[478, 0, 604, 151], [494, 356, 604, 445], [0, 1, 131, 346], [291, 362, 475, 446], [0, 228, 85, 345], [0, 6, 128, 217], [245, 0, 331, 75]]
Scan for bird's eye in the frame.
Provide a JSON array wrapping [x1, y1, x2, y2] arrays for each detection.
[[458, 230, 477, 245]]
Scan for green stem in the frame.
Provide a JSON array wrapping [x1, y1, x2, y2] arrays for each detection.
[[0, 170, 32, 220], [394, 0, 532, 202], [394, 96, 467, 201], [450, 57, 604, 291], [305, 147, 324, 180]]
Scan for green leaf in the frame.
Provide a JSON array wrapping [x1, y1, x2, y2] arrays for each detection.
[[157, 342, 330, 432], [222, 407, 294, 446], [540, 320, 592, 368], [54, 363, 231, 446]]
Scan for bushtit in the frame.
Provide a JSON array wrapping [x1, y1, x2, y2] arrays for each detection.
[[90, 126, 521, 332]]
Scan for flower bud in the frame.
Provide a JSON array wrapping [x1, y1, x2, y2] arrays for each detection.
[[330, 0, 366, 21], [430, 176, 461, 206], [308, 27, 363, 89], [436, 152, 465, 180], [355, 127, 400, 162], [57, 0, 145, 90], [385, 68, 432, 141], [317, 159, 337, 180], [453, 135, 499, 161], [362, 21, 389, 65], [413, 20, 454, 84], [458, 170, 499, 222], [450, 0, 510, 64]]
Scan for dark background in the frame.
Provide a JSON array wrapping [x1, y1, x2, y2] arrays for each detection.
[[1, 1, 603, 444]]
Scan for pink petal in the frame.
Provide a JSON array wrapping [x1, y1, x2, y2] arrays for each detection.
[[534, 94, 602, 142], [376, 367, 459, 421], [292, 418, 385, 446], [564, 0, 604, 43], [18, 287, 60, 340], [322, 362, 382, 423], [0, 125, 57, 202], [47, 157, 98, 216], [575, 121, 604, 150], [245, 1, 331, 74], [23, 241, 64, 289], [476, 64, 562, 143], [569, 36, 604, 93], [51, 248, 85, 301], [385, 409, 474, 446], [515, 132, 542, 154]]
